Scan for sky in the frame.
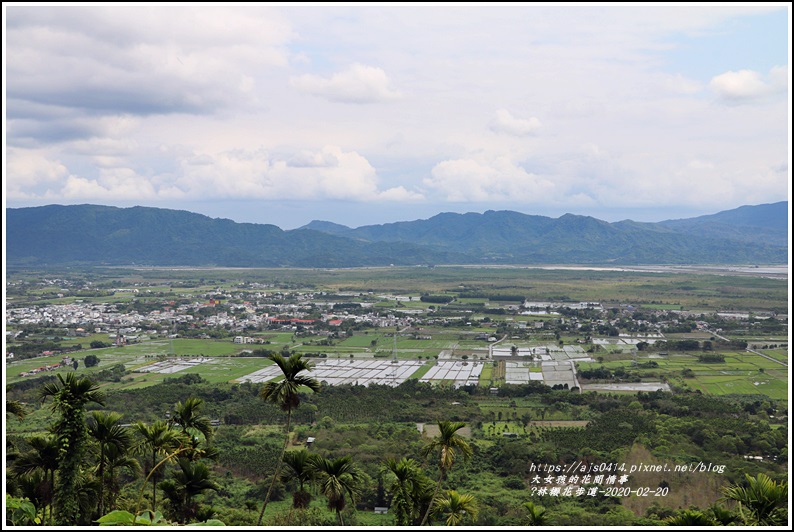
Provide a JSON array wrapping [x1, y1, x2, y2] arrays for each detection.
[[3, 3, 791, 229]]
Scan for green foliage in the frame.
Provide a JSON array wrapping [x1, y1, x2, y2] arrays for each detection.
[[257, 353, 321, 525], [40, 373, 105, 525], [721, 473, 788, 526], [420, 295, 454, 304], [420, 421, 473, 526], [159, 458, 220, 523], [432, 490, 478, 526], [95, 509, 225, 526], [310, 455, 363, 526], [523, 501, 548, 526], [6, 494, 41, 526], [697, 353, 726, 363], [164, 373, 207, 385], [382, 457, 433, 526]]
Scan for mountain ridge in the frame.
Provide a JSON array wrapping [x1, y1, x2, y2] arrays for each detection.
[[6, 202, 788, 267]]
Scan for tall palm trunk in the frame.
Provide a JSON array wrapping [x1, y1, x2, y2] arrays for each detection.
[[49, 469, 56, 526], [151, 448, 158, 511], [256, 407, 292, 525], [420, 469, 444, 526], [97, 446, 106, 518]]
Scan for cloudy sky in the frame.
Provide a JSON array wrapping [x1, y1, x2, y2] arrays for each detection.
[[3, 4, 790, 229]]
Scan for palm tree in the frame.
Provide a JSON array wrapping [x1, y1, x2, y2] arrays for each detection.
[[14, 470, 50, 523], [721, 472, 788, 525], [40, 373, 105, 525], [432, 490, 478, 526], [11, 435, 60, 524], [310, 455, 362, 526], [133, 420, 185, 513], [281, 449, 318, 511], [6, 399, 26, 419], [382, 457, 431, 526], [664, 509, 716, 526], [256, 353, 321, 525], [708, 503, 738, 526], [169, 397, 213, 443], [523, 501, 549, 526], [420, 421, 472, 526], [103, 443, 142, 513], [159, 457, 219, 523], [87, 411, 134, 518], [74, 474, 102, 525]]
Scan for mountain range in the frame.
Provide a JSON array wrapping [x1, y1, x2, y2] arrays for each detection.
[[5, 202, 789, 267]]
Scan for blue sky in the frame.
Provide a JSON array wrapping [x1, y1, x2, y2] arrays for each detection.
[[3, 3, 790, 229]]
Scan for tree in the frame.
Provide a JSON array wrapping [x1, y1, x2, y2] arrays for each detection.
[[85, 354, 100, 367], [39, 373, 105, 525], [87, 411, 134, 518], [721, 473, 788, 525], [281, 449, 317, 511], [169, 397, 213, 443], [256, 353, 321, 525], [133, 420, 185, 514], [420, 421, 473, 526], [102, 443, 142, 513], [310, 455, 362, 526], [6, 399, 26, 419], [432, 490, 478, 526], [159, 457, 219, 523], [11, 435, 60, 524], [382, 457, 433, 526], [72, 359, 79, 370], [664, 509, 716, 526], [523, 501, 548, 526]]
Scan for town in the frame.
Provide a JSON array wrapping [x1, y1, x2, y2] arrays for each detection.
[[5, 268, 787, 398]]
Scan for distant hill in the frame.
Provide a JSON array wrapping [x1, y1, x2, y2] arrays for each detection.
[[6, 202, 788, 267], [300, 204, 788, 264], [5, 204, 469, 267], [656, 201, 789, 247]]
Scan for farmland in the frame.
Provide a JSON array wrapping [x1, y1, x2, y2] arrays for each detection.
[[4, 265, 788, 526]]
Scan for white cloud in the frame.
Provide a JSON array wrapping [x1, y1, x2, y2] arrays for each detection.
[[709, 66, 788, 103], [661, 73, 703, 95], [424, 157, 555, 202], [7, 144, 425, 203], [287, 150, 340, 168], [57, 169, 163, 200], [290, 64, 403, 104], [6, 6, 293, 122], [4, 6, 788, 226], [6, 149, 69, 189], [490, 109, 542, 136], [179, 146, 422, 201]]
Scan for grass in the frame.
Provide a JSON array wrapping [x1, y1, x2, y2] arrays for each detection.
[[409, 362, 434, 380]]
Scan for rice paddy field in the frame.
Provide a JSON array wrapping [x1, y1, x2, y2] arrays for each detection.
[[576, 350, 788, 401]]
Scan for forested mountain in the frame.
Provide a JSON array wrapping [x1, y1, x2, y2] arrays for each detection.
[[5, 205, 469, 267], [6, 202, 788, 267], [656, 201, 789, 247], [303, 203, 789, 264]]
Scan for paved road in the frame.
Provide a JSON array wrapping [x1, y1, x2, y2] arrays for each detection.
[[746, 348, 787, 367]]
